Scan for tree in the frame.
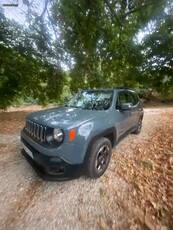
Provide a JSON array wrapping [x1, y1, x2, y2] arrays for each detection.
[[51, 0, 167, 92], [141, 1, 173, 93], [0, 6, 64, 108], [0, 0, 172, 109]]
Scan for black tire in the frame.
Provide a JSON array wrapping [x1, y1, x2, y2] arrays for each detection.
[[86, 137, 112, 179], [132, 117, 143, 135]]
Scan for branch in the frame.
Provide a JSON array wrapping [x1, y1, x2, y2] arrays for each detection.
[[104, 0, 123, 28], [35, 0, 49, 24], [40, 0, 49, 19], [124, 0, 163, 17]]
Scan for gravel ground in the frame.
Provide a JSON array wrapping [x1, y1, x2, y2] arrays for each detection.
[[0, 107, 172, 230]]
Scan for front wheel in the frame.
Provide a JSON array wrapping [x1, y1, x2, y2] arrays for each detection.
[[86, 137, 112, 179]]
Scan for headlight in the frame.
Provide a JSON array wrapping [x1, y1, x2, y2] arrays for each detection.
[[53, 128, 64, 142]]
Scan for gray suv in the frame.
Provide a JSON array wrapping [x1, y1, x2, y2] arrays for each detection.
[[21, 88, 143, 179]]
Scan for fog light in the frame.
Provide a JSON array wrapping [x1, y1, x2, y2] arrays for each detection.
[[50, 157, 62, 163]]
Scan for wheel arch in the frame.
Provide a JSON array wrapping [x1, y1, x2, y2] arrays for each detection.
[[83, 127, 117, 170]]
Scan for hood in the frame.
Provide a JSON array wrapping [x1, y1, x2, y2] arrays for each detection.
[[27, 106, 104, 129]]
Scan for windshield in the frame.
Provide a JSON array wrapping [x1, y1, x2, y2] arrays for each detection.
[[66, 90, 113, 110]]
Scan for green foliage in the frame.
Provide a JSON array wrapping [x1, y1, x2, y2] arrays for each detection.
[[142, 3, 173, 93], [0, 0, 172, 109], [52, 0, 168, 93], [0, 7, 64, 108]]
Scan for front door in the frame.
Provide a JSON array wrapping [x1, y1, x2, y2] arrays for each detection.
[[115, 91, 133, 138]]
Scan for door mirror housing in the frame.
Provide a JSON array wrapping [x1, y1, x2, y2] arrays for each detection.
[[119, 103, 133, 110]]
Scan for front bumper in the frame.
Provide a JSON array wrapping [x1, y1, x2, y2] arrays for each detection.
[[21, 137, 84, 180]]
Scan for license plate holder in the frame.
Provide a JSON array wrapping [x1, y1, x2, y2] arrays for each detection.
[[22, 143, 33, 159]]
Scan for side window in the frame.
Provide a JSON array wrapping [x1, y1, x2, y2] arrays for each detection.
[[116, 91, 139, 109], [116, 92, 129, 109], [128, 92, 139, 106]]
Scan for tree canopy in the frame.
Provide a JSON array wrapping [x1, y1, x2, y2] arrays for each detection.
[[0, 5, 64, 108], [0, 0, 172, 108]]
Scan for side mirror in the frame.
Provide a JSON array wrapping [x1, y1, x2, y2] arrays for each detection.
[[119, 103, 133, 110], [64, 96, 69, 103]]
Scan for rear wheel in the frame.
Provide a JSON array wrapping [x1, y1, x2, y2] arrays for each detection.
[[86, 137, 112, 179], [132, 117, 143, 135]]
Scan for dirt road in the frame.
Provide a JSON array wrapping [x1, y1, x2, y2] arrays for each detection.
[[0, 107, 173, 230]]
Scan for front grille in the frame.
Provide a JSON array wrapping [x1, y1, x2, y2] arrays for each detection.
[[25, 119, 47, 142]]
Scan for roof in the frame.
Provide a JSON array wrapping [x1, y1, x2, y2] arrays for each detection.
[[82, 87, 136, 92]]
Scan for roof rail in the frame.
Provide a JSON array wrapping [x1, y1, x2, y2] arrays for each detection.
[[115, 86, 128, 89]]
